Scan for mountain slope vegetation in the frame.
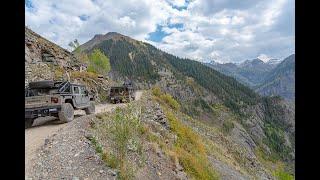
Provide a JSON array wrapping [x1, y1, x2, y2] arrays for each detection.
[[77, 32, 295, 178]]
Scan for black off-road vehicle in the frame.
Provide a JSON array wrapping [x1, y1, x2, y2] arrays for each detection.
[[109, 81, 136, 104], [25, 80, 95, 128]]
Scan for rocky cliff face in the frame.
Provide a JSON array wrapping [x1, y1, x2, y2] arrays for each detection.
[[25, 27, 82, 87]]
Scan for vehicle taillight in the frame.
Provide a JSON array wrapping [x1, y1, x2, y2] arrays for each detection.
[[51, 97, 59, 103]]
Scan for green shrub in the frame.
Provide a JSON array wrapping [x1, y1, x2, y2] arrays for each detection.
[[87, 49, 111, 75], [263, 122, 291, 160], [222, 120, 234, 133], [274, 168, 294, 180], [88, 136, 103, 154], [152, 86, 162, 97], [107, 105, 142, 179], [194, 98, 212, 113], [160, 94, 180, 110], [102, 152, 119, 169], [152, 86, 180, 110]]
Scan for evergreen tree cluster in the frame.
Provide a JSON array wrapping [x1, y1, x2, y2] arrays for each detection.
[[162, 52, 260, 114], [90, 39, 159, 82]]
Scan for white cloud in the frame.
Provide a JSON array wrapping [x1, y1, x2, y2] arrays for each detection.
[[166, 0, 186, 7], [25, 0, 294, 62]]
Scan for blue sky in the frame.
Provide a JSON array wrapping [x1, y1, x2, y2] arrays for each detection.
[[25, 0, 294, 63]]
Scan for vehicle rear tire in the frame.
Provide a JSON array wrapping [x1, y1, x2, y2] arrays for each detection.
[[58, 103, 74, 123], [25, 118, 34, 129], [85, 101, 95, 115]]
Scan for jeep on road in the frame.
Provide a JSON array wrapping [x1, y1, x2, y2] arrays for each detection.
[[109, 81, 135, 104], [25, 80, 95, 128]]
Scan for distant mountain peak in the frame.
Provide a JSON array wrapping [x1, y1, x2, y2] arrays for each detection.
[[257, 54, 271, 62], [239, 58, 265, 68], [79, 31, 132, 52], [93, 34, 103, 38], [266, 58, 281, 65], [105, 32, 122, 36], [252, 58, 265, 64], [207, 60, 219, 65]]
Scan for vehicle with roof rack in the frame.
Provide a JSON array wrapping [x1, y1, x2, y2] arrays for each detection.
[[25, 80, 95, 128]]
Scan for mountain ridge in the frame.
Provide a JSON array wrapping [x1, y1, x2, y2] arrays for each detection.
[[205, 54, 295, 101]]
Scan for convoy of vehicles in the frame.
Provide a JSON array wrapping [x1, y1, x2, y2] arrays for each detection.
[[25, 80, 136, 128]]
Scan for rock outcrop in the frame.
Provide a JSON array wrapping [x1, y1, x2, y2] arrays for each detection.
[[25, 27, 82, 87]]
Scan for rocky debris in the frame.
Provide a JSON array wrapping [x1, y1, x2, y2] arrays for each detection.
[[142, 100, 170, 130], [41, 51, 56, 63], [209, 157, 250, 180], [230, 122, 257, 155], [134, 141, 188, 180], [26, 114, 116, 179], [25, 63, 55, 87]]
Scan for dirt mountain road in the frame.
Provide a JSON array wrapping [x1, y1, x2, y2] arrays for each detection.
[[25, 91, 143, 175]]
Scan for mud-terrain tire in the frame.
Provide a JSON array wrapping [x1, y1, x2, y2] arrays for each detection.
[[25, 118, 34, 129], [58, 103, 74, 123], [29, 80, 55, 89], [85, 101, 95, 115]]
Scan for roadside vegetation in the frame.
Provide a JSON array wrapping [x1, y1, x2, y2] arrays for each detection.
[[91, 104, 144, 179], [152, 87, 219, 179]]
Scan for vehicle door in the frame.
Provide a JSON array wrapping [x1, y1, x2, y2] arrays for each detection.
[[72, 86, 82, 107], [80, 86, 90, 106]]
